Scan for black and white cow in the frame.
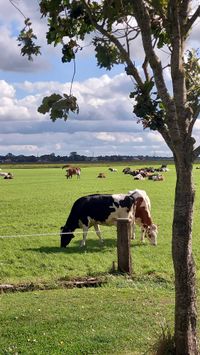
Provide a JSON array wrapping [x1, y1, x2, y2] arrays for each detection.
[[60, 193, 136, 247]]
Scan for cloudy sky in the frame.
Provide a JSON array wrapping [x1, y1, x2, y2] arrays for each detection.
[[0, 1, 199, 157]]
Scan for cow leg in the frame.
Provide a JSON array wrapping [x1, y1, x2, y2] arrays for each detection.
[[131, 222, 136, 240], [94, 223, 104, 244], [140, 227, 145, 243], [80, 226, 88, 247]]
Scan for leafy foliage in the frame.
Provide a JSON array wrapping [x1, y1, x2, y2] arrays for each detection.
[[38, 93, 79, 121], [148, 1, 170, 49], [184, 49, 200, 114], [130, 81, 165, 130], [94, 39, 123, 70], [17, 18, 41, 60]]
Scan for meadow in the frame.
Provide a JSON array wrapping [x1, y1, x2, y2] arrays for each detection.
[[0, 163, 200, 354]]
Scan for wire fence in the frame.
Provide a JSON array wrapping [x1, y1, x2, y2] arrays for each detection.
[[0, 228, 117, 239]]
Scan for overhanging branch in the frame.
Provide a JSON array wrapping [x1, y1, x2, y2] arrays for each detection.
[[185, 5, 200, 34], [193, 145, 200, 159], [81, 0, 144, 88]]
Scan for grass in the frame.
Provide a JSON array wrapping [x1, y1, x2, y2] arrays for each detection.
[[0, 281, 175, 355], [0, 163, 200, 354]]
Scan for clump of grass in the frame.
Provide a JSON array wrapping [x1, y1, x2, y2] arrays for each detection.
[[152, 321, 175, 355]]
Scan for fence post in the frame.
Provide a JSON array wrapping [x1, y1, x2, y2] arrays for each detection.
[[117, 218, 132, 275]]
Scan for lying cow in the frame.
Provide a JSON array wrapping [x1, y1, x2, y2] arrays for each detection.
[[60, 193, 136, 248], [108, 168, 118, 172], [97, 173, 106, 178], [0, 172, 13, 179], [128, 189, 157, 245]]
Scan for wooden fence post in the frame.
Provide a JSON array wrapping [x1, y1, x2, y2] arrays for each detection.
[[117, 218, 132, 275]]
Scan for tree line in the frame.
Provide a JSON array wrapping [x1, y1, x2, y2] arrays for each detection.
[[0, 152, 173, 164]]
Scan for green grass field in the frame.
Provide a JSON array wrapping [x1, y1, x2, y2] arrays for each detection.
[[0, 163, 200, 354]]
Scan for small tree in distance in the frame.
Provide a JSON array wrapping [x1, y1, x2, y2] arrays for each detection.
[[12, 1, 200, 354]]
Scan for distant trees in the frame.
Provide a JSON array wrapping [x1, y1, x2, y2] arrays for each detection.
[[0, 153, 166, 164]]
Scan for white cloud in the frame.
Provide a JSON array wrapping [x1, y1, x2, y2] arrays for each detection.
[[0, 70, 199, 156], [96, 132, 116, 142], [96, 132, 143, 143], [0, 80, 15, 97]]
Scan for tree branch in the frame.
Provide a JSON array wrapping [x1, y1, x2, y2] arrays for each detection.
[[131, 0, 182, 143], [132, 1, 173, 109], [188, 105, 200, 137], [185, 5, 200, 34], [193, 145, 200, 159], [81, 0, 144, 87], [9, 0, 26, 19], [167, 1, 193, 136], [158, 125, 175, 154]]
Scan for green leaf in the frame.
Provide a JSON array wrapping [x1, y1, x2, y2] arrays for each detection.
[[38, 93, 79, 121]]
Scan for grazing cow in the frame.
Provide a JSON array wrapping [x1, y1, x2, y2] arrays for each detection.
[[108, 168, 118, 172], [97, 173, 106, 178], [128, 189, 157, 245], [60, 193, 136, 248], [66, 167, 81, 179], [62, 164, 71, 169]]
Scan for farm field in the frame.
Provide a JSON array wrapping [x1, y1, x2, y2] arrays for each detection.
[[0, 163, 200, 354]]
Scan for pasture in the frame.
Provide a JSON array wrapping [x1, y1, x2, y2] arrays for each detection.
[[0, 163, 200, 354]]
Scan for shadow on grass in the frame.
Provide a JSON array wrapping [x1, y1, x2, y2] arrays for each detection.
[[24, 238, 115, 254], [23, 239, 147, 254]]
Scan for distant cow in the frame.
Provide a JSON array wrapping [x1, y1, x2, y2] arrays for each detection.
[[62, 164, 71, 169], [97, 173, 106, 178], [108, 168, 118, 172], [122, 167, 131, 174], [128, 189, 157, 245], [134, 173, 145, 180], [0, 172, 13, 179], [60, 193, 136, 248], [66, 167, 81, 179], [149, 174, 164, 181]]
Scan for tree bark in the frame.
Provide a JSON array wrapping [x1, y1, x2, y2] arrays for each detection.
[[172, 157, 198, 354]]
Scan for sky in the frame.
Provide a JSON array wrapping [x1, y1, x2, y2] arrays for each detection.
[[0, 1, 199, 157]]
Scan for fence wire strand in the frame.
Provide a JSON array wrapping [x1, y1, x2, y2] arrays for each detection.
[[0, 228, 118, 239]]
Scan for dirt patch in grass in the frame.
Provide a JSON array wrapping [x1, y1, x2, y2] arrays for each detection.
[[0, 276, 106, 294]]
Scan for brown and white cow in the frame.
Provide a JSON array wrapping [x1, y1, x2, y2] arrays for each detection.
[[128, 189, 157, 245], [66, 167, 81, 179]]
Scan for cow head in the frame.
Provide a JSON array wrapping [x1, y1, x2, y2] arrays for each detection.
[[146, 224, 158, 245], [60, 226, 74, 247]]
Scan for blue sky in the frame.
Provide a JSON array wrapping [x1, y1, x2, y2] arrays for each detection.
[[0, 0, 199, 157]]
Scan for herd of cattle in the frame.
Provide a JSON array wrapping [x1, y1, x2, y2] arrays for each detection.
[[62, 164, 169, 181], [60, 165, 164, 248], [122, 165, 168, 181], [60, 189, 158, 248]]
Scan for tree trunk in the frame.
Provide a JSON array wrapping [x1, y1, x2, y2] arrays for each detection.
[[172, 158, 198, 354]]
